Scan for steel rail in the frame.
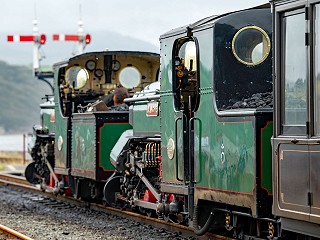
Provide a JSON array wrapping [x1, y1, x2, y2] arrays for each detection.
[[0, 224, 34, 240], [0, 172, 29, 185]]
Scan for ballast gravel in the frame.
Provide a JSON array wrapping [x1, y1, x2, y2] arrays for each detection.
[[0, 185, 194, 240]]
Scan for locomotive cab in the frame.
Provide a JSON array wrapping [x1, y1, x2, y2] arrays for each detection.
[[52, 51, 159, 198], [271, 0, 320, 238]]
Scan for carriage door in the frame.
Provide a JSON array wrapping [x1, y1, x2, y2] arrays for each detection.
[[275, 2, 320, 224], [311, 3, 320, 222], [172, 38, 200, 185], [275, 7, 310, 218]]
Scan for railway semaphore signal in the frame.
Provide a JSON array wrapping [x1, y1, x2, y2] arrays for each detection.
[[52, 14, 91, 56], [7, 18, 46, 77]]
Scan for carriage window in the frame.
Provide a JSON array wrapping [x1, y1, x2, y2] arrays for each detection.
[[173, 39, 199, 112], [232, 26, 270, 66], [282, 12, 307, 130], [314, 5, 320, 135]]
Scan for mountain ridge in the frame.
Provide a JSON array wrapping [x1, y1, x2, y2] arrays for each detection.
[[0, 61, 51, 134]]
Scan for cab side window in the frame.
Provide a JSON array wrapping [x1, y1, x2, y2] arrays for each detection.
[[173, 39, 199, 112]]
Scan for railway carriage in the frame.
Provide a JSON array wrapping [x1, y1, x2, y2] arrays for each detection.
[[271, 0, 320, 238]]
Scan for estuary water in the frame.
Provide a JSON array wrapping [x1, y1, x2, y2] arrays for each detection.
[[0, 134, 24, 151]]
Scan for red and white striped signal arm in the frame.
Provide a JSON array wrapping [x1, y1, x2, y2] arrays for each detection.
[[52, 34, 91, 44], [7, 34, 46, 44]]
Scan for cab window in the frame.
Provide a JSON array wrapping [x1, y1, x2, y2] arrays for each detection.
[[173, 38, 199, 112]]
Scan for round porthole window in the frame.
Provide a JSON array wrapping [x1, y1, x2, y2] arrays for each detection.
[[66, 66, 89, 89], [232, 26, 271, 66], [119, 66, 141, 89]]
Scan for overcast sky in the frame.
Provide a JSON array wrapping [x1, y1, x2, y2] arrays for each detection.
[[0, 0, 268, 66]]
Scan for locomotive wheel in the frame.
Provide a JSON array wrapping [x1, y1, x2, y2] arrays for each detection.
[[103, 174, 121, 207], [25, 162, 41, 184]]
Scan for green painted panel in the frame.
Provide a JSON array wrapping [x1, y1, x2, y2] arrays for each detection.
[[160, 94, 185, 182], [160, 39, 174, 92], [54, 105, 68, 169], [160, 37, 186, 183], [194, 94, 255, 194], [261, 121, 273, 193], [53, 67, 68, 169], [99, 123, 132, 171], [132, 102, 160, 133], [71, 118, 96, 171], [194, 29, 214, 89], [42, 112, 55, 133]]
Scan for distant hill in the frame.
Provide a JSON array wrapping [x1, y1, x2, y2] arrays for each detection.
[[0, 61, 51, 134], [1, 30, 159, 66]]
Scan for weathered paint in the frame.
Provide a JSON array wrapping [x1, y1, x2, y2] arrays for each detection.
[[194, 30, 255, 192], [70, 112, 131, 180], [71, 116, 96, 172], [54, 113, 68, 170], [194, 110, 255, 193]]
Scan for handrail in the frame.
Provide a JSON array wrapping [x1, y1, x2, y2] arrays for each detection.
[[174, 113, 187, 182], [189, 117, 202, 184], [124, 94, 160, 103]]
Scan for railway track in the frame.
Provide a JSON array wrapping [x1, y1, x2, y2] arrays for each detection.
[[0, 223, 34, 240], [0, 172, 233, 240], [0, 172, 31, 186]]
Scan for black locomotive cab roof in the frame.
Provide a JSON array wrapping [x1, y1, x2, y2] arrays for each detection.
[[70, 50, 159, 60], [160, 3, 270, 39], [270, 0, 301, 3], [270, 0, 302, 8]]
